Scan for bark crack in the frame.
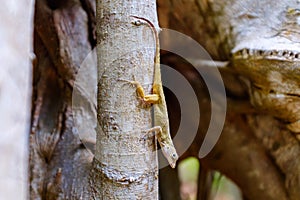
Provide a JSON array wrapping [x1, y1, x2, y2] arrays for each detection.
[[93, 160, 158, 185]]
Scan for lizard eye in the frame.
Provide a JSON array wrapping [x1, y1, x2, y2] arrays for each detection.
[[172, 154, 177, 158]]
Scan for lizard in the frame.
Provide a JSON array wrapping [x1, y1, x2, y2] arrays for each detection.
[[120, 15, 179, 168]]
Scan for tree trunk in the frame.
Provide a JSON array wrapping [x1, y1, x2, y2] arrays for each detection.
[[89, 0, 159, 199], [30, 0, 95, 199], [0, 0, 34, 199]]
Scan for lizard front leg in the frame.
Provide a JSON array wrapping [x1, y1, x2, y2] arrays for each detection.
[[119, 79, 160, 104]]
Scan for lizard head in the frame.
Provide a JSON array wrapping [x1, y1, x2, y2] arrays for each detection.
[[161, 145, 178, 168]]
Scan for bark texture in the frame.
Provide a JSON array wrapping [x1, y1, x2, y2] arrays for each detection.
[[89, 0, 159, 199], [0, 0, 34, 199], [30, 0, 94, 199]]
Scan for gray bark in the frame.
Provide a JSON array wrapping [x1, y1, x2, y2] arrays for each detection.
[[89, 0, 159, 199], [0, 0, 34, 199]]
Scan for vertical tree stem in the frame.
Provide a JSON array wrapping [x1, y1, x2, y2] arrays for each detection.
[[90, 0, 159, 199]]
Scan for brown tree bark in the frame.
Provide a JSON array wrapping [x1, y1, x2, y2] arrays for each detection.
[[30, 0, 94, 199]]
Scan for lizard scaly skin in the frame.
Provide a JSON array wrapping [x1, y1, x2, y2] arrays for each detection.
[[129, 16, 178, 168]]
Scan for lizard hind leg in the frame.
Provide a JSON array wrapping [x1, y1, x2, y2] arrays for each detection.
[[143, 126, 178, 168], [143, 126, 162, 140]]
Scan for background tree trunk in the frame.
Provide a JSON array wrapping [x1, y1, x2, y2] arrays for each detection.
[[0, 0, 34, 199], [30, 0, 94, 199], [158, 0, 300, 200]]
